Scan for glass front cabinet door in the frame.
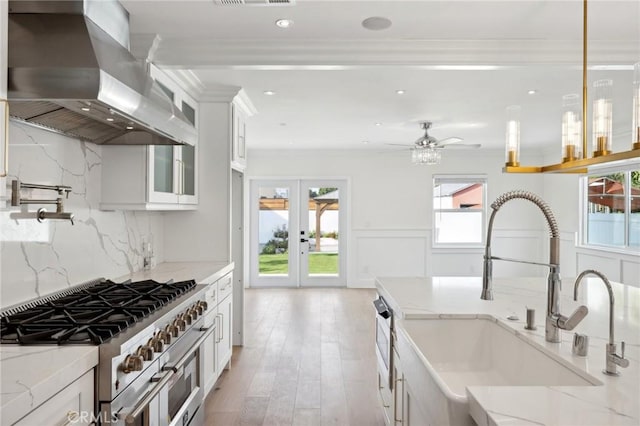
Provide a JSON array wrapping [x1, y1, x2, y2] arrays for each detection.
[[147, 70, 198, 205]]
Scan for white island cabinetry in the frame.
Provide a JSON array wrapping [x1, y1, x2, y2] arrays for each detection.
[[100, 65, 198, 211], [376, 276, 640, 426]]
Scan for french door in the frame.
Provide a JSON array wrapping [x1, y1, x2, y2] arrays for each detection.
[[249, 179, 347, 287]]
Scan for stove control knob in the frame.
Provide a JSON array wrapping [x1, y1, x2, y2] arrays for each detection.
[[198, 301, 208, 312], [194, 303, 204, 315], [159, 328, 173, 344], [148, 337, 164, 353], [136, 345, 154, 361], [181, 312, 193, 325], [188, 307, 199, 320], [122, 354, 143, 373], [165, 324, 179, 339], [174, 317, 186, 331]]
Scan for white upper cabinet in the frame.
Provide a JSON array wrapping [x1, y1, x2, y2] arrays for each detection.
[[101, 65, 198, 210]]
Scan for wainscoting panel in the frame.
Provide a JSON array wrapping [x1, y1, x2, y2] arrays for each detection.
[[621, 259, 640, 288], [351, 229, 429, 288], [350, 228, 548, 288], [560, 231, 578, 279], [576, 252, 622, 283], [489, 229, 546, 278]]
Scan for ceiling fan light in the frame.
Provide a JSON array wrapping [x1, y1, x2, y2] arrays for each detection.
[[412, 146, 441, 165]]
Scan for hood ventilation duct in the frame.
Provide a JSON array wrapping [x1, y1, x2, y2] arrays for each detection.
[[7, 0, 197, 146]]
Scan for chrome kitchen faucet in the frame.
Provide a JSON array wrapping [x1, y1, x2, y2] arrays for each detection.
[[481, 190, 588, 343], [574, 269, 629, 376]]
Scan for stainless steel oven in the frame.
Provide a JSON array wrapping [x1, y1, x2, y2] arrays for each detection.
[[373, 295, 394, 423], [105, 315, 215, 426]]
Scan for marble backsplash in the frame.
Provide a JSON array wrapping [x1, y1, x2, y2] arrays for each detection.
[[0, 122, 164, 309]]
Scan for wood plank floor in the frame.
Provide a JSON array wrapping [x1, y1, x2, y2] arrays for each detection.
[[204, 288, 386, 426]]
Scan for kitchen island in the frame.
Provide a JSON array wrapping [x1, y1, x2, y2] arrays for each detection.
[[376, 276, 639, 426]]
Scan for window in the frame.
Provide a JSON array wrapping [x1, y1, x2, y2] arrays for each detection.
[[433, 175, 487, 247], [583, 166, 640, 250]]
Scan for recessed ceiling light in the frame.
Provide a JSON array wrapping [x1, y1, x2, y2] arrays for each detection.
[[362, 16, 392, 31], [362, 140, 369, 144], [528, 89, 537, 95], [81, 107, 90, 112], [264, 90, 276, 96], [106, 117, 114, 122], [375, 122, 382, 126], [126, 126, 134, 130], [275, 19, 293, 29], [396, 90, 405, 95]]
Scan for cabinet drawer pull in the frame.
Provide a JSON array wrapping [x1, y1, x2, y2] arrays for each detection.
[[63, 411, 78, 426]]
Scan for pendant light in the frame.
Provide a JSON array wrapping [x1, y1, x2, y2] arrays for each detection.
[[503, 0, 639, 173]]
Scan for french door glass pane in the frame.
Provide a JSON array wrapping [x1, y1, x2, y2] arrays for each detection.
[[308, 187, 339, 276], [154, 146, 174, 193], [259, 187, 290, 275], [587, 174, 626, 247]]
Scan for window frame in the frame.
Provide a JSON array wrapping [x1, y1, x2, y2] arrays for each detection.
[[432, 174, 488, 249], [580, 163, 640, 253]]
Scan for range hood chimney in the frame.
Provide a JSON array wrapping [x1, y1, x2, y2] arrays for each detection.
[[7, 0, 197, 146]]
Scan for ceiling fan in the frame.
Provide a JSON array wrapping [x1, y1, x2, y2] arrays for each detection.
[[387, 121, 481, 164]]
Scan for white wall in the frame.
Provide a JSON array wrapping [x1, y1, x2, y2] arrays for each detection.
[[0, 122, 165, 308], [247, 148, 549, 287], [163, 102, 232, 262]]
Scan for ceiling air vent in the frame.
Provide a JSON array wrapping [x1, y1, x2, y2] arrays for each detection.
[[214, 0, 295, 5]]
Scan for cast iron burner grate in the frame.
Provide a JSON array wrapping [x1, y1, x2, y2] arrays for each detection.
[[0, 279, 196, 345]]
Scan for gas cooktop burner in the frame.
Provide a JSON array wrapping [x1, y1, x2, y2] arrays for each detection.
[[0, 279, 196, 345]]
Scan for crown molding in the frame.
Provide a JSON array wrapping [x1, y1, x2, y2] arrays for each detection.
[[199, 84, 243, 102], [151, 38, 639, 68], [162, 69, 207, 100], [234, 89, 258, 117], [198, 86, 258, 115]]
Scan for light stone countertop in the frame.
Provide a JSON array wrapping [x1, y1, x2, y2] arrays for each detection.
[[0, 345, 98, 425], [113, 261, 234, 284], [0, 261, 233, 425], [376, 276, 640, 426]]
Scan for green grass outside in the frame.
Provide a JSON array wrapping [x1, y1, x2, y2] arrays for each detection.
[[259, 253, 338, 274]]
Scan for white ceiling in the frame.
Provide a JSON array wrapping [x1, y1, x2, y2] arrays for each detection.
[[121, 0, 640, 152]]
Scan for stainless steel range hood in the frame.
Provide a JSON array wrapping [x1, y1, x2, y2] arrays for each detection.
[[7, 0, 197, 146]]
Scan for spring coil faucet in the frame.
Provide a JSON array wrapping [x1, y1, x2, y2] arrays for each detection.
[[481, 190, 588, 343]]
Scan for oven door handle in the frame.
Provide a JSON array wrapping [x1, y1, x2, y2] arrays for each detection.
[[122, 369, 175, 424], [163, 326, 214, 374], [122, 326, 215, 424]]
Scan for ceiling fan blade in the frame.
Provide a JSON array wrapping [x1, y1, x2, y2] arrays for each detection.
[[436, 137, 464, 146], [384, 143, 415, 147], [441, 143, 481, 149]]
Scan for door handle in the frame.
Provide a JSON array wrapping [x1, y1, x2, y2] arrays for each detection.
[[300, 239, 308, 243]]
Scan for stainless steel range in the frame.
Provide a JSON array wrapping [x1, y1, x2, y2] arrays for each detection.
[[0, 278, 214, 426]]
